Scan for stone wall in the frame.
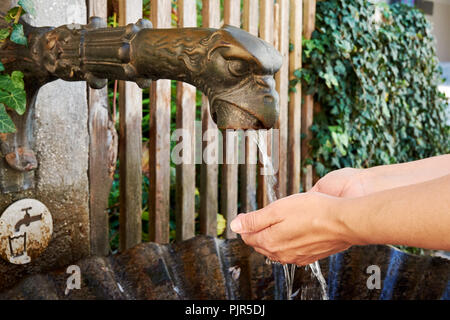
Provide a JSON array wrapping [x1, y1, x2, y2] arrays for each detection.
[[0, 0, 90, 291]]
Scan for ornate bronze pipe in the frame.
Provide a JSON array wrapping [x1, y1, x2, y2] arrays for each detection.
[[1, 17, 282, 130]]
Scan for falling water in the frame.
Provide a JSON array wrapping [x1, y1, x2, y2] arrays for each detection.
[[308, 260, 329, 300], [253, 134, 329, 300], [13, 133, 20, 168]]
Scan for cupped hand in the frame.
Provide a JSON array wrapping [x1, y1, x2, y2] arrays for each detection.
[[230, 192, 354, 266]]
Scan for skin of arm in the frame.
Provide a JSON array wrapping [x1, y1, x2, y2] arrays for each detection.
[[341, 173, 450, 251], [312, 154, 450, 198], [359, 154, 450, 195], [230, 173, 450, 266]]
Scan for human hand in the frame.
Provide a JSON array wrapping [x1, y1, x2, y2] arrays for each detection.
[[311, 168, 367, 198], [230, 192, 354, 266]]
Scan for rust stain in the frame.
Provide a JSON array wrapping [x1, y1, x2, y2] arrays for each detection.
[[5, 148, 38, 172], [0, 133, 8, 142]]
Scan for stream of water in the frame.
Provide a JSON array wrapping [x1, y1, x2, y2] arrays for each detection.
[[253, 134, 329, 300]]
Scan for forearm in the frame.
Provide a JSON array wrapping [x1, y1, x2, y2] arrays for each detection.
[[340, 174, 450, 250], [361, 154, 450, 194]]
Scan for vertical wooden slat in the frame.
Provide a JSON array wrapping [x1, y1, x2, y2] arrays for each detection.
[[240, 0, 259, 213], [274, 3, 280, 50], [243, 0, 258, 36], [274, 0, 289, 199], [257, 0, 274, 208], [118, 0, 143, 251], [200, 0, 220, 236], [176, 0, 197, 242], [287, 0, 302, 195], [149, 0, 172, 244], [222, 0, 241, 239], [259, 0, 274, 44], [301, 0, 316, 192], [224, 0, 241, 27], [221, 130, 239, 238], [88, 0, 113, 256]]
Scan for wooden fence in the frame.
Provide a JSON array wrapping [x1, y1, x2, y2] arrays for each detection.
[[87, 0, 317, 255]]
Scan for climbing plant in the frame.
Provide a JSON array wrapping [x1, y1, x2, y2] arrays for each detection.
[[0, 1, 34, 133], [294, 0, 449, 177]]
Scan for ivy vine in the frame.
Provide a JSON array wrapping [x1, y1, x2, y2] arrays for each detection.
[[294, 0, 449, 177], [0, 0, 34, 133]]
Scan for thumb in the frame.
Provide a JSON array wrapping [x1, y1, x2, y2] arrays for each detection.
[[230, 206, 280, 234]]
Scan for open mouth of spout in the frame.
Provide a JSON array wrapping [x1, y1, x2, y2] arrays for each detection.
[[211, 100, 265, 130]]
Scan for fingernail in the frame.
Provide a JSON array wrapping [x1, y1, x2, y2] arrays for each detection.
[[230, 218, 242, 233]]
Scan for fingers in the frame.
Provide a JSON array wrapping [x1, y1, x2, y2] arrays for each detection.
[[240, 227, 277, 250], [230, 205, 282, 234], [294, 247, 348, 266], [242, 231, 350, 266]]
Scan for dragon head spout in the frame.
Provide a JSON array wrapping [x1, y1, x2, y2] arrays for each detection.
[[180, 25, 283, 130]]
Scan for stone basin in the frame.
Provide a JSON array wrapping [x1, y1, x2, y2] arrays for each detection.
[[0, 235, 448, 300]]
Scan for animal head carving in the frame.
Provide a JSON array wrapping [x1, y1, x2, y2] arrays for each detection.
[[179, 25, 283, 129]]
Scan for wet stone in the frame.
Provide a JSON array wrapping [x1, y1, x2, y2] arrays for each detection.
[[0, 237, 448, 300], [165, 236, 228, 299], [218, 238, 254, 300], [112, 242, 180, 300]]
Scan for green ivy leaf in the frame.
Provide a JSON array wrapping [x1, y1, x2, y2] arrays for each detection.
[[11, 71, 25, 89], [0, 86, 26, 115], [10, 24, 27, 46], [0, 103, 16, 133], [0, 28, 10, 41], [18, 0, 36, 16], [0, 74, 16, 92], [0, 62, 4, 72], [5, 7, 20, 23]]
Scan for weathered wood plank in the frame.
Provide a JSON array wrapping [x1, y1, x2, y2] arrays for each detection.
[[240, 0, 259, 213], [199, 0, 220, 237], [257, 0, 274, 208], [239, 130, 258, 213], [118, 0, 143, 252], [221, 130, 239, 239], [287, 0, 302, 195], [243, 0, 258, 37], [274, 2, 280, 49], [148, 0, 172, 244], [175, 0, 197, 242], [274, 0, 289, 198], [222, 0, 241, 239], [88, 0, 116, 256], [259, 0, 274, 44], [301, 0, 316, 192], [87, 0, 107, 18], [224, 0, 241, 28], [303, 0, 316, 40]]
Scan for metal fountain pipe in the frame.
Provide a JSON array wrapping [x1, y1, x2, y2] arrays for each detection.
[[1, 17, 283, 130]]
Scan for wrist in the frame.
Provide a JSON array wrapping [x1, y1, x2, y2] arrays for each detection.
[[362, 165, 401, 195], [355, 168, 377, 196], [335, 197, 372, 246]]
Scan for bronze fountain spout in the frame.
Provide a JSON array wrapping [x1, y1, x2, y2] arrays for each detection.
[[1, 17, 283, 130]]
